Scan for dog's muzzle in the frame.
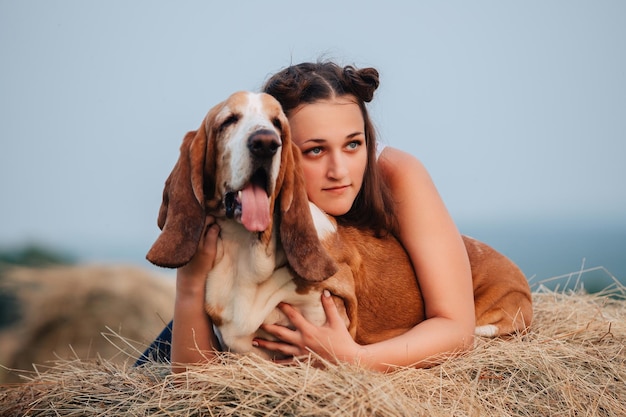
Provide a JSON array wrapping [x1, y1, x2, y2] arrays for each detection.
[[221, 129, 280, 232]]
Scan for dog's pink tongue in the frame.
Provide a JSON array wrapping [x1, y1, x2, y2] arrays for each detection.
[[241, 183, 270, 232]]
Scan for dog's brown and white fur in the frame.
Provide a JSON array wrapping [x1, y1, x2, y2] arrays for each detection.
[[147, 91, 532, 359]]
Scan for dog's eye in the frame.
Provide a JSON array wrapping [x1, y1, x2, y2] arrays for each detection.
[[272, 117, 282, 130], [220, 114, 240, 131]]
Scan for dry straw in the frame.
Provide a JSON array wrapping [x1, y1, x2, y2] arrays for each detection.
[[1, 276, 625, 416]]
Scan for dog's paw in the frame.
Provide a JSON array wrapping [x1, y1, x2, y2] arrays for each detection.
[[474, 324, 499, 337]]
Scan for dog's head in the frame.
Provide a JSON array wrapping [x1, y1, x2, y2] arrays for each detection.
[[146, 91, 337, 282]]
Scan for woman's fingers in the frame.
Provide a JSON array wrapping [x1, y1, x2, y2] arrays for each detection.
[[320, 290, 342, 327], [178, 216, 221, 280], [253, 323, 308, 359], [276, 302, 313, 333], [259, 320, 304, 346], [253, 291, 352, 365], [198, 216, 218, 248], [195, 217, 221, 263]]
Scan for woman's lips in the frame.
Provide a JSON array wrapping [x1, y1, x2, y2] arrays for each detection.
[[323, 185, 350, 194]]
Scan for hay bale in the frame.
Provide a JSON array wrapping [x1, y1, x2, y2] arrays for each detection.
[[0, 264, 175, 383], [1, 284, 624, 416]]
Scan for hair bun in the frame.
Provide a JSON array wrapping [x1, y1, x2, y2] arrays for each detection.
[[343, 66, 380, 103]]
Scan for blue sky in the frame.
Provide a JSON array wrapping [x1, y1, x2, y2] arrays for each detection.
[[1, 1, 624, 268]]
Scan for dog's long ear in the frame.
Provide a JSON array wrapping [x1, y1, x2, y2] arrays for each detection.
[[279, 141, 338, 282], [146, 126, 211, 268]]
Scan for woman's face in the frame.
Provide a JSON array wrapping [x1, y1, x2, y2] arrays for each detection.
[[288, 96, 368, 216]]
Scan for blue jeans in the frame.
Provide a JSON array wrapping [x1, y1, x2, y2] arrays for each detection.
[[135, 320, 225, 367], [135, 320, 173, 367]]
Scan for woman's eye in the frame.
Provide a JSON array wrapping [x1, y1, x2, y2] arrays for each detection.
[[304, 146, 323, 156], [346, 140, 362, 150]]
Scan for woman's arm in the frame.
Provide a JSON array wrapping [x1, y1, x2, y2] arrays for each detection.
[[372, 146, 476, 365], [256, 147, 475, 371], [171, 218, 222, 373]]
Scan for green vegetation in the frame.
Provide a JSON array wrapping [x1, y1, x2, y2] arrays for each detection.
[[0, 244, 75, 269]]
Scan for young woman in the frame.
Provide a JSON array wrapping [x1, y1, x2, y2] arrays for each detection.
[[166, 61, 475, 373]]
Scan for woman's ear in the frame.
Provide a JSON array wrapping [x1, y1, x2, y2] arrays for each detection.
[[279, 142, 338, 282], [146, 128, 209, 268]]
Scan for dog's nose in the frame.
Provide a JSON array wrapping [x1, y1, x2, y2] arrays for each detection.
[[248, 130, 280, 158]]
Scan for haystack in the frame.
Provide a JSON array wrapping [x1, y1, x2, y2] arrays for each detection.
[[0, 264, 175, 383], [1, 281, 624, 416]]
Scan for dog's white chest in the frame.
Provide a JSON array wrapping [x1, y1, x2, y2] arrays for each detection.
[[206, 221, 280, 293], [203, 221, 291, 345]]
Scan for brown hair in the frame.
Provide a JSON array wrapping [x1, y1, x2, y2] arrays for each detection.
[[262, 61, 397, 236]]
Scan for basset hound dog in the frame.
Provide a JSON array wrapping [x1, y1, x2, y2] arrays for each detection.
[[147, 91, 532, 359]]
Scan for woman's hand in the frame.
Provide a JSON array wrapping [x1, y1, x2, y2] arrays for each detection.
[[176, 216, 222, 294], [253, 290, 362, 365]]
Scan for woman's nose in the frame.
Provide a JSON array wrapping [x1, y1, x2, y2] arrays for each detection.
[[326, 151, 349, 179]]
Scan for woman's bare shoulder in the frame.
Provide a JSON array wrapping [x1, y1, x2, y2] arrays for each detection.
[[378, 146, 432, 184]]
